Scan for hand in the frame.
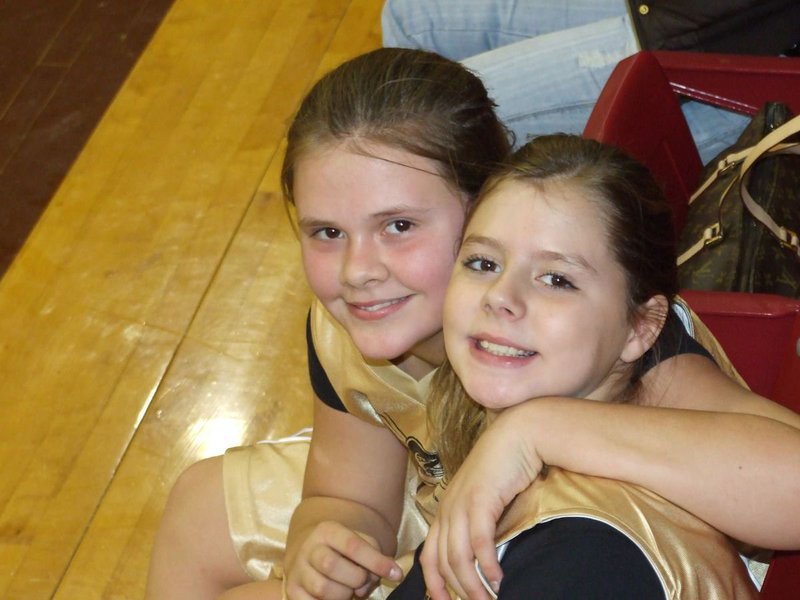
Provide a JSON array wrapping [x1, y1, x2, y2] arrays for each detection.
[[284, 521, 402, 599], [421, 409, 544, 600]]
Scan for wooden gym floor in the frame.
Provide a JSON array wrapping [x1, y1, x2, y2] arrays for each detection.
[[0, 1, 176, 276], [0, 1, 382, 597]]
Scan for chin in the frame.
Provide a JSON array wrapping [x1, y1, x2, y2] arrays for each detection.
[[472, 383, 532, 410], [361, 337, 418, 363], [358, 346, 400, 362], [463, 385, 506, 410]]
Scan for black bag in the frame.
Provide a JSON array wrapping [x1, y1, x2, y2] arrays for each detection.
[[677, 103, 800, 298]]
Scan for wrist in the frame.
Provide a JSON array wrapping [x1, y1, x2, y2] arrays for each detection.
[[490, 399, 550, 479], [288, 496, 398, 556]]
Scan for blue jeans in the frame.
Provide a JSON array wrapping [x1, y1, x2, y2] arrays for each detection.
[[382, 0, 749, 164]]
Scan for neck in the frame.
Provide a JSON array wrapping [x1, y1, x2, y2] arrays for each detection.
[[392, 330, 446, 380], [392, 352, 438, 380]]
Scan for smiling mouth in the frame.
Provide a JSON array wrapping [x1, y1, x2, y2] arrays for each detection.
[[351, 297, 408, 312], [477, 339, 536, 358]]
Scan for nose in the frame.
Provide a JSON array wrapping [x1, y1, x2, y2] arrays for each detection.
[[482, 272, 525, 319], [341, 237, 389, 288]]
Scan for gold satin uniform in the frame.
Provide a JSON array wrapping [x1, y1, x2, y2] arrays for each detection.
[[224, 298, 440, 591], [486, 467, 757, 598], [224, 296, 750, 595]]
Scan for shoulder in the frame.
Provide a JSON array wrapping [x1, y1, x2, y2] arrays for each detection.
[[497, 518, 664, 599]]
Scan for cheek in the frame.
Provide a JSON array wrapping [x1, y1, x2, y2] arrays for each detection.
[[443, 274, 471, 323], [442, 282, 461, 334], [538, 310, 595, 355], [301, 248, 336, 300], [406, 239, 457, 295], [442, 284, 468, 357], [556, 311, 622, 365]]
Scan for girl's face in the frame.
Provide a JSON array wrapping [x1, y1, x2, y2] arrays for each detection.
[[294, 142, 468, 372], [444, 178, 642, 412]]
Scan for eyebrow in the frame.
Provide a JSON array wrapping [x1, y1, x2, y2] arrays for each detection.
[[297, 216, 334, 230], [462, 234, 503, 253], [372, 204, 432, 219], [297, 204, 431, 230], [461, 234, 597, 273]]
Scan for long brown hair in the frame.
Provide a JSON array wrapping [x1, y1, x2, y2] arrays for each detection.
[[429, 134, 679, 478]]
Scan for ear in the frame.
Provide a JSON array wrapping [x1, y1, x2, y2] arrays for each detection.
[[620, 295, 670, 364]]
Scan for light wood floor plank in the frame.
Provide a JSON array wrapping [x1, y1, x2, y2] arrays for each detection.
[[0, 0, 385, 597]]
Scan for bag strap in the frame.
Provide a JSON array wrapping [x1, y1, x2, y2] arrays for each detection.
[[677, 177, 737, 266], [689, 113, 800, 206], [738, 116, 800, 260], [678, 114, 800, 266], [688, 147, 752, 206]]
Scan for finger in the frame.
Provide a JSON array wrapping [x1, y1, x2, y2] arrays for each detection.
[[436, 520, 471, 600], [309, 543, 374, 591], [315, 525, 401, 584], [338, 532, 402, 581], [282, 581, 317, 600], [446, 511, 491, 600], [470, 514, 504, 593], [421, 527, 450, 600], [353, 572, 380, 598], [290, 565, 355, 600]]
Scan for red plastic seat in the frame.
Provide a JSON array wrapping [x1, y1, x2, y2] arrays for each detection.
[[584, 50, 800, 600], [585, 50, 800, 231]]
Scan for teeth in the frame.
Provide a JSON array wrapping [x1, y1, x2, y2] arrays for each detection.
[[359, 299, 401, 312], [478, 340, 535, 357]]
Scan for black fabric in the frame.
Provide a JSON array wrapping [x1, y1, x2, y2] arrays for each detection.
[[387, 544, 428, 599], [389, 518, 664, 599], [640, 306, 714, 373], [496, 519, 664, 599], [307, 307, 713, 413], [626, 0, 800, 56], [306, 312, 346, 411]]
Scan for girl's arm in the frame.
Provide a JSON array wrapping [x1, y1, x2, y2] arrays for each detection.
[[284, 396, 406, 599], [422, 353, 800, 600]]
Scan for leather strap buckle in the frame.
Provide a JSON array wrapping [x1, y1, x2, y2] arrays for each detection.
[[777, 227, 800, 257], [702, 223, 723, 248]]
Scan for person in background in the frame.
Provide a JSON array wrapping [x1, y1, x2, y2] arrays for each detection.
[[382, 0, 800, 164]]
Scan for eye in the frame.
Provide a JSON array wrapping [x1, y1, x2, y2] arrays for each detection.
[[539, 272, 576, 289], [386, 219, 414, 234], [463, 255, 500, 273], [311, 227, 343, 240]]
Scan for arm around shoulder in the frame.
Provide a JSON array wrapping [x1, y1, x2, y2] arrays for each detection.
[[514, 353, 800, 549]]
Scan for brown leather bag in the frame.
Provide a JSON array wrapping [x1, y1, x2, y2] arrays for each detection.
[[678, 103, 800, 298]]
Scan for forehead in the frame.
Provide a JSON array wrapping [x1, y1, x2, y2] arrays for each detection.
[[293, 141, 463, 214], [297, 140, 442, 180], [469, 178, 608, 234]]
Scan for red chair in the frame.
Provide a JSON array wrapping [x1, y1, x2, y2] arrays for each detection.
[[584, 50, 800, 600]]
